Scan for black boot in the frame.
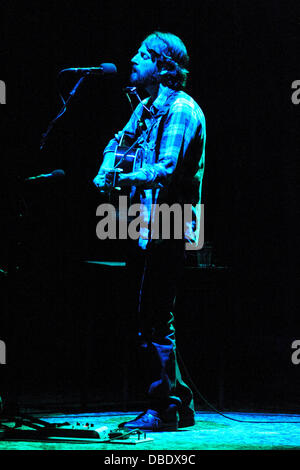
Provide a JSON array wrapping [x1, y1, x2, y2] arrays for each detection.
[[118, 404, 179, 432]]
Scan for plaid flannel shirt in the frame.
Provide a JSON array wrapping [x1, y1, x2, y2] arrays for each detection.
[[102, 86, 206, 249]]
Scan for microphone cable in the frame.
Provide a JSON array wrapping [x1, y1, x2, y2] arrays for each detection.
[[177, 349, 300, 424]]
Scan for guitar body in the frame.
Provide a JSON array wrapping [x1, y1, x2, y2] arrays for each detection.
[[102, 144, 142, 191], [114, 145, 142, 173]]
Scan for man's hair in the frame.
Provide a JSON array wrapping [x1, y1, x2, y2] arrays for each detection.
[[142, 31, 189, 90]]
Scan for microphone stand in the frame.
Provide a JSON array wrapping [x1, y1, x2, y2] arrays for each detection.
[[1, 72, 88, 421], [0, 184, 28, 418], [40, 74, 87, 151]]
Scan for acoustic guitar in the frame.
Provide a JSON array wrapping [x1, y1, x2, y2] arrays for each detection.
[[102, 138, 143, 191]]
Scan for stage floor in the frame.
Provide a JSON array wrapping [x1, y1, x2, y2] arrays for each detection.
[[1, 410, 300, 450]]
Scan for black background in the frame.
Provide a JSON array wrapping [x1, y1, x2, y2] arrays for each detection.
[[0, 0, 299, 412]]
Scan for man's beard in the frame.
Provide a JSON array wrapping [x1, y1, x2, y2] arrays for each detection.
[[129, 70, 140, 86], [130, 69, 159, 88]]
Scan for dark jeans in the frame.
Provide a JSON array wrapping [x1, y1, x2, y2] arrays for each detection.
[[125, 239, 194, 414]]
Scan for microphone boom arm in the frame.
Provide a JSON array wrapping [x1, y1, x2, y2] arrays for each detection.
[[40, 75, 87, 151]]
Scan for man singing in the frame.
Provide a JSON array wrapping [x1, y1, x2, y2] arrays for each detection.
[[93, 31, 206, 431]]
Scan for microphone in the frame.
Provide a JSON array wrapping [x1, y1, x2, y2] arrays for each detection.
[[60, 63, 117, 75], [24, 169, 65, 182]]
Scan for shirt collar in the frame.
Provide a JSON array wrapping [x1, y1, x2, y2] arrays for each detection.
[[150, 86, 176, 115]]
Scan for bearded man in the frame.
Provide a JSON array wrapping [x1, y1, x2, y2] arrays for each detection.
[[93, 31, 206, 431]]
